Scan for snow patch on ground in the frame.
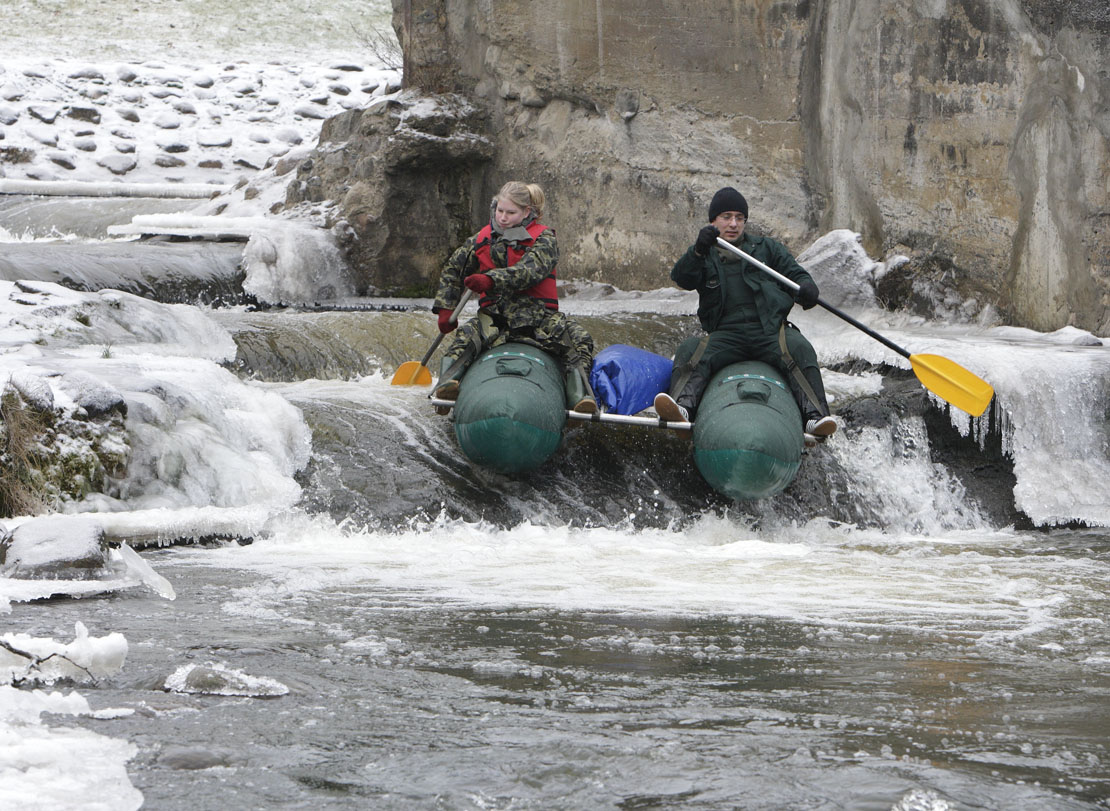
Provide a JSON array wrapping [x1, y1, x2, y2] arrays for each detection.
[[0, 683, 141, 809], [0, 55, 399, 187]]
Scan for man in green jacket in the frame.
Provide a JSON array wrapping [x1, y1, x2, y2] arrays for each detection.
[[654, 187, 837, 444]]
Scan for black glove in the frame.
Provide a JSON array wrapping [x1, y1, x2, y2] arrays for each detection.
[[797, 279, 820, 309], [694, 225, 720, 256]]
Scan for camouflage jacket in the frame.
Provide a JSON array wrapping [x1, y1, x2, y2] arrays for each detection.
[[434, 216, 560, 331]]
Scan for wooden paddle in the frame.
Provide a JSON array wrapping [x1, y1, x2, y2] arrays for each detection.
[[390, 289, 474, 386], [716, 237, 994, 417]]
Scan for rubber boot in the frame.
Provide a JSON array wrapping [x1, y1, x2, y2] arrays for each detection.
[[565, 364, 598, 415], [433, 355, 467, 415]]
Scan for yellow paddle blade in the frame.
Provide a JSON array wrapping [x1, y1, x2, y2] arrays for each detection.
[[390, 361, 433, 386], [909, 353, 994, 417]]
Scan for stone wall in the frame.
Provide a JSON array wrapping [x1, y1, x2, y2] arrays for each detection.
[[375, 0, 1108, 333]]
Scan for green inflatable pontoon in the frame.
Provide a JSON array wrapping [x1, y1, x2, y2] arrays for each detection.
[[685, 349, 804, 500], [452, 343, 567, 473]]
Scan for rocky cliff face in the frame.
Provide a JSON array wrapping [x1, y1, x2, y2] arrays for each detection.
[[285, 94, 494, 294], [312, 0, 1109, 332]]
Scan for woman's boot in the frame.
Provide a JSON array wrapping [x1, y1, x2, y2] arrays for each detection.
[[433, 355, 468, 414], [565, 363, 598, 414]]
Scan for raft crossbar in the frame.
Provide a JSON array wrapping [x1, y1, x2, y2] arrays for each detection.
[[429, 398, 693, 432]]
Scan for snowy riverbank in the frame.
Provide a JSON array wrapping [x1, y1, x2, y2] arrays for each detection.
[[1, 6, 397, 805], [0, 55, 399, 189], [2, 0, 398, 192]]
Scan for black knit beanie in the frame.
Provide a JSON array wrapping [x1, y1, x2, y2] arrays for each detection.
[[708, 187, 748, 222]]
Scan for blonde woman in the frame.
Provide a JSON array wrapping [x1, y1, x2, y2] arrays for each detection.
[[432, 181, 597, 413]]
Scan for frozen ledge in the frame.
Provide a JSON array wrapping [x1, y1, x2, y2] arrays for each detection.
[[0, 179, 229, 199], [106, 214, 288, 240], [106, 223, 252, 240]]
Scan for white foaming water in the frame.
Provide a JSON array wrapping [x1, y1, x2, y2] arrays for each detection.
[[820, 420, 986, 533], [163, 510, 1096, 653], [789, 283, 1110, 528]]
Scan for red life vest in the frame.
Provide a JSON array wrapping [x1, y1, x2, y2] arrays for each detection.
[[473, 222, 559, 311]]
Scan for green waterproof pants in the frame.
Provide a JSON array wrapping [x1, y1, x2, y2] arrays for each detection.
[[669, 323, 829, 424]]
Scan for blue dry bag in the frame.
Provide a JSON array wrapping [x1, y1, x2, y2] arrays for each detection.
[[589, 344, 674, 415]]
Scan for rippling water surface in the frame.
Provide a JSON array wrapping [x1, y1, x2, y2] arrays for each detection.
[[7, 513, 1108, 809]]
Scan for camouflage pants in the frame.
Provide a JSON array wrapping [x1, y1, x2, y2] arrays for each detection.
[[443, 310, 595, 372]]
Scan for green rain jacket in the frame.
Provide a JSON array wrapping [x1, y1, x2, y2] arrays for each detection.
[[670, 232, 815, 336]]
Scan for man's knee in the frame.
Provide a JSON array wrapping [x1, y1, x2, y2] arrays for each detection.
[[783, 331, 819, 368]]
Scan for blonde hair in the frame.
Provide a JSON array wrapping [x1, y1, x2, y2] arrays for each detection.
[[496, 181, 545, 219]]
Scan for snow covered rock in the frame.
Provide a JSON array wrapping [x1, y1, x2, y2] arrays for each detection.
[[0, 515, 110, 579], [165, 662, 288, 697], [0, 55, 399, 188], [97, 154, 136, 174], [5, 369, 54, 412], [282, 91, 494, 293], [55, 370, 127, 419]]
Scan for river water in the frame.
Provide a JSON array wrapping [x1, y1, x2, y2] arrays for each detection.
[[2, 1, 1110, 802], [2, 191, 1109, 809]]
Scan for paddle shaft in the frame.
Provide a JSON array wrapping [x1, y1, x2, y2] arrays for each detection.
[[715, 237, 912, 360], [419, 289, 474, 367]]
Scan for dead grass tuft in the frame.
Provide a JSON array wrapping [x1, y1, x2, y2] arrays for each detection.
[[0, 388, 48, 518]]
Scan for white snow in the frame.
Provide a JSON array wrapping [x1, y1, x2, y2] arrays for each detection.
[[0, 54, 400, 187], [796, 228, 886, 311], [2, 515, 105, 571], [0, 624, 137, 808], [0, 0, 399, 189], [0, 685, 141, 811], [1, 622, 127, 686], [0, 4, 395, 809], [0, 280, 312, 521], [1, 1, 401, 307]]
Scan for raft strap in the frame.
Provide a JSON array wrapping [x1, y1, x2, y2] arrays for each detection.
[[777, 322, 827, 416], [670, 334, 711, 397]]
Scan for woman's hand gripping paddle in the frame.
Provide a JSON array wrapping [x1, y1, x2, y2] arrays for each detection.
[[715, 237, 994, 417], [391, 289, 474, 386]]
